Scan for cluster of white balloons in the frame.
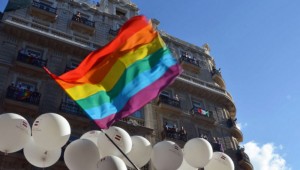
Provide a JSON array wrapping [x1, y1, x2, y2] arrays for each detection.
[[75, 126, 152, 170], [0, 113, 71, 168], [152, 138, 235, 170], [0, 113, 235, 170]]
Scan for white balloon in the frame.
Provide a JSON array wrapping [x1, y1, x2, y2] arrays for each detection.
[[122, 136, 152, 168], [183, 138, 213, 168], [177, 158, 198, 170], [64, 139, 100, 170], [151, 141, 183, 170], [97, 156, 127, 170], [0, 113, 31, 153], [80, 130, 102, 146], [204, 152, 235, 170], [24, 137, 61, 168], [32, 113, 71, 150], [97, 126, 132, 157]]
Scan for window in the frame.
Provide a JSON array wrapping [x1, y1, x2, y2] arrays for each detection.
[[65, 59, 80, 72], [40, 0, 54, 6], [116, 8, 127, 17], [163, 118, 178, 129], [192, 100, 203, 109], [70, 59, 80, 69], [64, 95, 76, 104], [160, 90, 170, 97], [131, 109, 144, 119], [114, 23, 123, 30], [25, 48, 43, 59], [198, 128, 212, 140], [16, 80, 37, 91], [76, 11, 90, 19], [181, 50, 192, 59]]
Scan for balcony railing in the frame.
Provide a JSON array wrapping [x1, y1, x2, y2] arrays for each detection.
[[120, 116, 145, 127], [211, 142, 224, 152], [59, 101, 86, 117], [4, 15, 102, 50], [17, 52, 47, 68], [158, 95, 181, 108], [6, 86, 41, 105], [178, 73, 233, 100], [237, 148, 252, 165], [227, 118, 236, 128], [162, 128, 187, 142], [109, 28, 119, 36], [71, 15, 95, 28], [212, 68, 222, 76], [227, 118, 243, 142], [64, 66, 75, 73], [190, 107, 215, 124], [32, 1, 57, 14], [180, 55, 200, 67]]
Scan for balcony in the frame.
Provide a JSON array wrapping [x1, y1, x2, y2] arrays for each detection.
[[109, 28, 119, 36], [157, 95, 181, 113], [30, 1, 57, 22], [70, 14, 95, 35], [237, 148, 253, 170], [190, 107, 216, 125], [212, 68, 226, 89], [211, 142, 224, 152], [114, 116, 153, 135], [6, 85, 41, 105], [16, 51, 47, 70], [59, 101, 87, 118], [120, 116, 145, 127], [171, 73, 236, 118], [161, 128, 187, 147], [227, 119, 243, 142], [64, 66, 75, 73], [3, 14, 101, 51], [179, 55, 201, 73]]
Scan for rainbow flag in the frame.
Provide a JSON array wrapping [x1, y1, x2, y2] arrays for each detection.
[[44, 15, 181, 129]]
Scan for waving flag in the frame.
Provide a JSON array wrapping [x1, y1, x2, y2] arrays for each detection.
[[44, 15, 181, 129]]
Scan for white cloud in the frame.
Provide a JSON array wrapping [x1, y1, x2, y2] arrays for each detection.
[[243, 141, 291, 170], [236, 122, 247, 130]]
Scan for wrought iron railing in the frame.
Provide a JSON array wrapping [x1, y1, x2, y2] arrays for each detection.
[[72, 14, 95, 28], [237, 148, 251, 164], [59, 101, 86, 117], [178, 73, 233, 100], [180, 55, 200, 66], [64, 66, 76, 73], [120, 116, 145, 127], [6, 86, 41, 105], [17, 52, 47, 68], [211, 142, 224, 152], [108, 28, 119, 36], [32, 1, 57, 14], [212, 68, 222, 76], [227, 118, 237, 128], [159, 95, 181, 108], [162, 128, 187, 142]]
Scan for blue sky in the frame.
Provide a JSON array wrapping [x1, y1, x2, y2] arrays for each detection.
[[0, 0, 299, 169], [133, 0, 299, 169]]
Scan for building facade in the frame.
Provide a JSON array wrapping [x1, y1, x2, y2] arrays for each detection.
[[0, 0, 253, 169]]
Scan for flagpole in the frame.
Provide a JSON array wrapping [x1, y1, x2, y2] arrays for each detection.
[[100, 129, 140, 170]]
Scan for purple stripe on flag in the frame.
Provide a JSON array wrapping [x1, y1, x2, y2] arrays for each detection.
[[95, 64, 181, 129]]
